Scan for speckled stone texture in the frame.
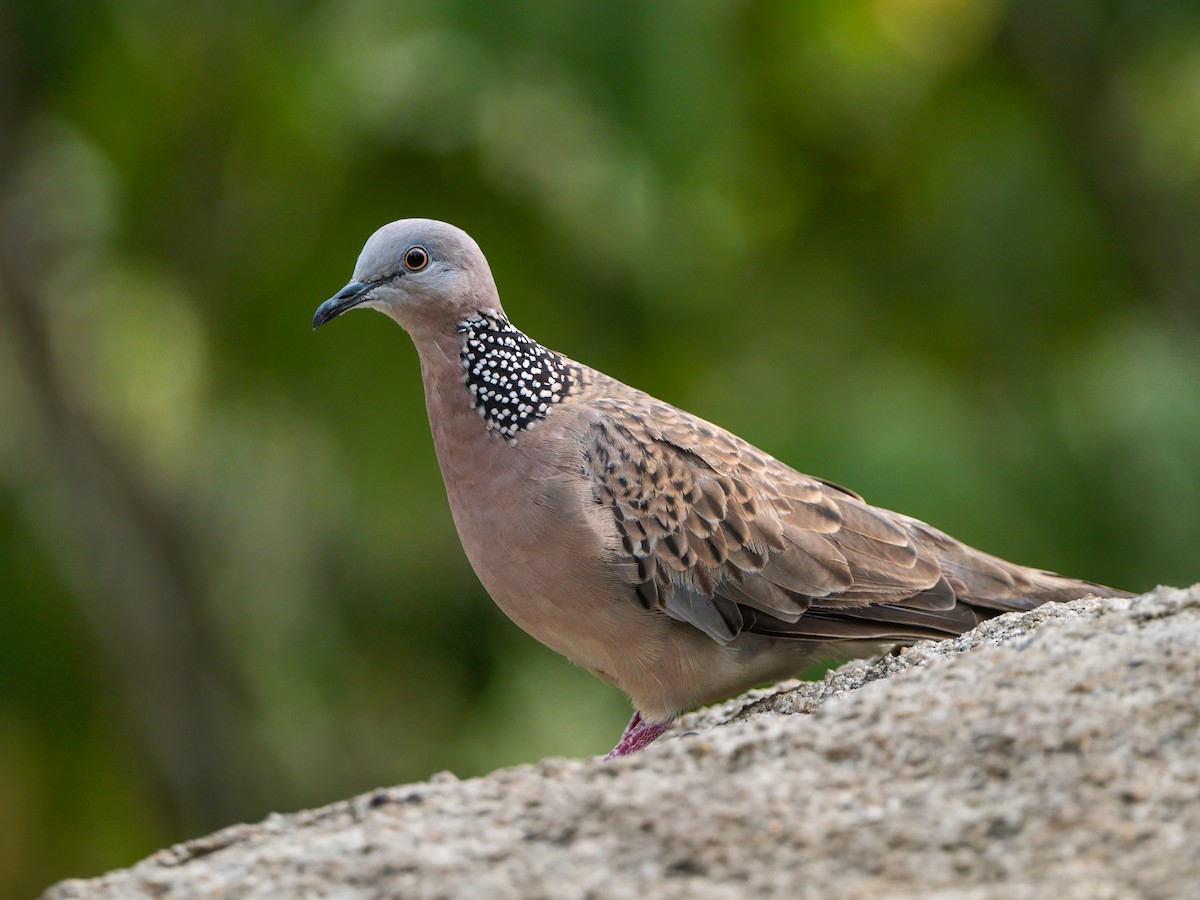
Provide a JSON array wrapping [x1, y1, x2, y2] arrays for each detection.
[[44, 585, 1200, 899]]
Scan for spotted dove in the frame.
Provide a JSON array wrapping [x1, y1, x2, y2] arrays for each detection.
[[313, 219, 1131, 759]]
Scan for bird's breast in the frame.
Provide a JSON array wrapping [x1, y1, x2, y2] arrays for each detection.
[[418, 346, 635, 669]]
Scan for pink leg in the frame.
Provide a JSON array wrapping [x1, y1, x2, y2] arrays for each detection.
[[604, 711, 673, 760]]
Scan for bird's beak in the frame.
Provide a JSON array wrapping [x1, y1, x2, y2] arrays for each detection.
[[312, 281, 375, 329]]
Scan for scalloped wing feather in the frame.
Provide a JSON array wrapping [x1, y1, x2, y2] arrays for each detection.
[[581, 386, 1118, 647]]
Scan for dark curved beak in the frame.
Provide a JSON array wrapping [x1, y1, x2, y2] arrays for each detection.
[[312, 281, 375, 329]]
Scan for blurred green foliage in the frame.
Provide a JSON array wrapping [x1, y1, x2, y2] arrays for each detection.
[[1, 0, 1198, 893]]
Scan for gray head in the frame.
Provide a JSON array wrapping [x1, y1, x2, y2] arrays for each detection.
[[313, 219, 501, 334]]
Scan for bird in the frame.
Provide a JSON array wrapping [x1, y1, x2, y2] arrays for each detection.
[[313, 218, 1131, 759]]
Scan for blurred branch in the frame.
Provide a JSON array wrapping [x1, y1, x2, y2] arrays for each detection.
[[0, 82, 261, 834]]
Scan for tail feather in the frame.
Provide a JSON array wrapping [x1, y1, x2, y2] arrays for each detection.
[[737, 513, 1132, 648], [900, 516, 1132, 614]]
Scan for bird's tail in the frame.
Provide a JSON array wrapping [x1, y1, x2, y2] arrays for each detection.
[[902, 517, 1134, 616], [1018, 570, 1135, 605]]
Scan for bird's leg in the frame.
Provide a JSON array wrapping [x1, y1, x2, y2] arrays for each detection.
[[604, 711, 672, 760]]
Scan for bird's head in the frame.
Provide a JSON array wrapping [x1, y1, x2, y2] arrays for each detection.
[[313, 218, 500, 334]]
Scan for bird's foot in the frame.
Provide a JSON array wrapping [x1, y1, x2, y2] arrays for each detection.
[[604, 711, 672, 760]]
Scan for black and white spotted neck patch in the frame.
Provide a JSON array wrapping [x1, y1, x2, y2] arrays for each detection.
[[457, 311, 580, 441]]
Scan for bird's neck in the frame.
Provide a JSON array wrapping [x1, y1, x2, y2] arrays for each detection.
[[449, 310, 582, 443], [409, 311, 584, 567]]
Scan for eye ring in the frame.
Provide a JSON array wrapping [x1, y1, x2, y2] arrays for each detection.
[[403, 246, 430, 272]]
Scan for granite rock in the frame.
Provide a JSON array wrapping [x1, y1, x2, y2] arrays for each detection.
[[44, 585, 1200, 899]]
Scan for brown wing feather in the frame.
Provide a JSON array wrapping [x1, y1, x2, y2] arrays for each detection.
[[582, 387, 1122, 646]]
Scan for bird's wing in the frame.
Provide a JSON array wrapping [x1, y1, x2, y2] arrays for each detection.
[[581, 390, 1048, 645]]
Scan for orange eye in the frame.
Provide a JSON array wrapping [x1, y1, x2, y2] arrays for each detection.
[[404, 246, 429, 272]]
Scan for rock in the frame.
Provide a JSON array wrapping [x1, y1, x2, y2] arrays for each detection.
[[44, 585, 1200, 899]]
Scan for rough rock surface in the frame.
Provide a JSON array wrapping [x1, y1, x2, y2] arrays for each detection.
[[45, 585, 1200, 899]]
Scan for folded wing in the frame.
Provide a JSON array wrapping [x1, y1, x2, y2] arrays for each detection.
[[582, 392, 1102, 647]]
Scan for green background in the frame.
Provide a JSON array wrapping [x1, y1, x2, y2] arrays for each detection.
[[2, 0, 1197, 894]]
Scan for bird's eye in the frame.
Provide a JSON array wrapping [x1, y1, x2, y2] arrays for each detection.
[[403, 246, 430, 272]]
